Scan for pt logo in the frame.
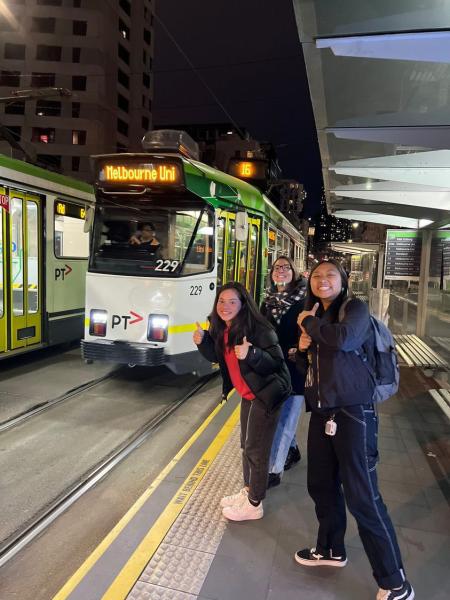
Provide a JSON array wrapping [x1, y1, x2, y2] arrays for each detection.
[[112, 310, 143, 330], [55, 264, 73, 280]]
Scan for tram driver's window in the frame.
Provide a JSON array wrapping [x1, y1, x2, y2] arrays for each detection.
[[54, 200, 89, 258], [183, 211, 214, 274]]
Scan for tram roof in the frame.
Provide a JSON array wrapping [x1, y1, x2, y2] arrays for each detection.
[[185, 158, 303, 240], [0, 154, 94, 199]]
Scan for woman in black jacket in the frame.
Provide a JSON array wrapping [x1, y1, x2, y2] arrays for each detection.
[[193, 282, 291, 522], [294, 259, 414, 600], [260, 256, 306, 488]]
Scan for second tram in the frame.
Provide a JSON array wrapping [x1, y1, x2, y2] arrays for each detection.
[[82, 131, 305, 374]]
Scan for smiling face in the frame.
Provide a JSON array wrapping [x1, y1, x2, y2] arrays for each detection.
[[310, 262, 342, 307], [216, 288, 242, 325], [272, 258, 293, 288]]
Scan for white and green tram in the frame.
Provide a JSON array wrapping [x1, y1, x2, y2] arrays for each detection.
[[0, 155, 94, 359]]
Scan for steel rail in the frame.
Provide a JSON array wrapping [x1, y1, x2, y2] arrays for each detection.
[[0, 372, 217, 567]]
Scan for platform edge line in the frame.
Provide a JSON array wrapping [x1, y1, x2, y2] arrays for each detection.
[[51, 393, 234, 600], [100, 404, 240, 600]]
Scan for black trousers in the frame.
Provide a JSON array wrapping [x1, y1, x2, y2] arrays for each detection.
[[307, 405, 406, 590], [240, 398, 280, 502]]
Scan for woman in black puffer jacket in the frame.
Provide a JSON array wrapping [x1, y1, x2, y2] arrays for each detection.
[[294, 259, 413, 600]]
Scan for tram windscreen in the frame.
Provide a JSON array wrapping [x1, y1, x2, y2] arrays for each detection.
[[90, 204, 214, 277]]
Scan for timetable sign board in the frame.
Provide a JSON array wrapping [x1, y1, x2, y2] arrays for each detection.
[[384, 230, 422, 281]]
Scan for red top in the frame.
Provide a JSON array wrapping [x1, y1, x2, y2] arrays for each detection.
[[223, 329, 255, 400]]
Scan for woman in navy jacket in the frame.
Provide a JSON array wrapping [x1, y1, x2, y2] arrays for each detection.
[[294, 259, 413, 600]]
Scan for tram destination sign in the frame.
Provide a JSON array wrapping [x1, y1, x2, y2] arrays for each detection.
[[384, 230, 421, 281], [97, 158, 184, 187], [55, 201, 86, 220]]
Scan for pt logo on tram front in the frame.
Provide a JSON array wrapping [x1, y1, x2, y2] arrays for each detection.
[[111, 310, 143, 330]]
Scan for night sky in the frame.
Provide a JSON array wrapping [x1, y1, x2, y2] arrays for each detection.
[[153, 0, 323, 217]]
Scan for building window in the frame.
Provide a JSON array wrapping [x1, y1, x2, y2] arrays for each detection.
[[119, 0, 131, 16], [5, 125, 21, 140], [72, 75, 86, 91], [73, 0, 81, 6], [31, 72, 55, 87], [72, 47, 81, 63], [37, 154, 61, 170], [117, 68, 129, 88], [142, 95, 146, 107], [144, 29, 151, 45], [142, 73, 150, 88], [32, 127, 56, 144], [73, 20, 87, 36], [37, 0, 62, 5], [72, 130, 86, 145], [72, 101, 80, 118], [0, 16, 18, 31], [142, 116, 149, 130], [117, 93, 129, 113], [118, 43, 130, 65], [116, 142, 127, 152], [36, 100, 61, 117], [117, 118, 128, 136], [31, 17, 55, 33], [72, 156, 81, 171], [4, 44, 25, 60], [36, 45, 62, 61], [0, 71, 21, 87], [4, 100, 25, 115], [148, 97, 152, 111], [119, 19, 130, 40]]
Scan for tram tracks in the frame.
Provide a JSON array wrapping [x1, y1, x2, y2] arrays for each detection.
[[0, 368, 123, 434], [0, 372, 217, 568]]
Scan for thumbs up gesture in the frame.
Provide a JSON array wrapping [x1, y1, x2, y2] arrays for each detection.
[[297, 302, 320, 330], [193, 321, 205, 345], [234, 336, 252, 360]]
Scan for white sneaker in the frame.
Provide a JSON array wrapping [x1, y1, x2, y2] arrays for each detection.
[[220, 487, 248, 508], [376, 581, 414, 600], [222, 497, 263, 521]]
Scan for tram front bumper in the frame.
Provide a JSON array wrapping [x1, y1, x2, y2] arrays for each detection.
[[81, 339, 166, 367]]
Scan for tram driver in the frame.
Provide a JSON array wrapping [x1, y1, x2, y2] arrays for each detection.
[[129, 222, 160, 253]]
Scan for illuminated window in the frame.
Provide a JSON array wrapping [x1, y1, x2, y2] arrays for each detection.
[[72, 130, 87, 145], [32, 127, 55, 144]]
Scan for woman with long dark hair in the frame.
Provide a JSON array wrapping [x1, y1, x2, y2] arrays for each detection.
[[294, 259, 413, 600], [193, 282, 291, 522], [260, 255, 306, 488]]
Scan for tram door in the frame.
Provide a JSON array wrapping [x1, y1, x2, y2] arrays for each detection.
[[0, 187, 42, 352], [0, 203, 6, 353]]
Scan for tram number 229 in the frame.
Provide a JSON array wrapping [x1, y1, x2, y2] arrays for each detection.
[[154, 259, 179, 272], [190, 285, 202, 296]]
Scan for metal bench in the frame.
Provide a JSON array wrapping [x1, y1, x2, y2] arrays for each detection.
[[394, 334, 448, 374], [428, 388, 450, 420]]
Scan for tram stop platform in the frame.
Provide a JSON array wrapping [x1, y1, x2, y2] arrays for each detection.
[[53, 367, 449, 600]]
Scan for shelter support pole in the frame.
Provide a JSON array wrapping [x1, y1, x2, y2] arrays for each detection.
[[416, 230, 432, 337], [376, 246, 384, 289]]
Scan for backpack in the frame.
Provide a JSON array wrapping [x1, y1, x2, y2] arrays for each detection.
[[339, 298, 399, 403]]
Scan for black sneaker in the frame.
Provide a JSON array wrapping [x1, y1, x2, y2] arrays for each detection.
[[284, 445, 301, 471], [267, 472, 281, 488], [376, 580, 414, 600], [294, 547, 347, 567]]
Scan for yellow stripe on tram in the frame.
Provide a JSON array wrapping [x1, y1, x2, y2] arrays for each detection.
[[168, 320, 208, 334], [52, 393, 236, 600]]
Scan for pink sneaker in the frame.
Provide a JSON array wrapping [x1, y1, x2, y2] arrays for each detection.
[[222, 497, 263, 521], [220, 487, 248, 508]]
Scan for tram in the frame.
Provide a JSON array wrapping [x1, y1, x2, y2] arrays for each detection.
[[0, 155, 94, 359], [82, 130, 306, 375]]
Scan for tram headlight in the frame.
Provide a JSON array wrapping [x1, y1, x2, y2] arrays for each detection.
[[147, 314, 168, 342], [89, 309, 107, 337]]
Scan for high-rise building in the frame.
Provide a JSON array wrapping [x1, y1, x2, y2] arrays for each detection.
[[0, 0, 154, 181]]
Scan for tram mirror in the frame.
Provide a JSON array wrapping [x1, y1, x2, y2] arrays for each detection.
[[83, 206, 94, 233], [235, 211, 248, 242]]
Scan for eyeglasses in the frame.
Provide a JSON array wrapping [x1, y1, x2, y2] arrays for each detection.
[[273, 265, 291, 272]]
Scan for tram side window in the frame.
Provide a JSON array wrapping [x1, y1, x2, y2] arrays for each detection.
[[224, 218, 236, 283], [54, 200, 89, 258], [216, 217, 225, 287]]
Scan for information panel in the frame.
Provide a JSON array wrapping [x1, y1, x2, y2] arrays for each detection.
[[384, 230, 422, 281]]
